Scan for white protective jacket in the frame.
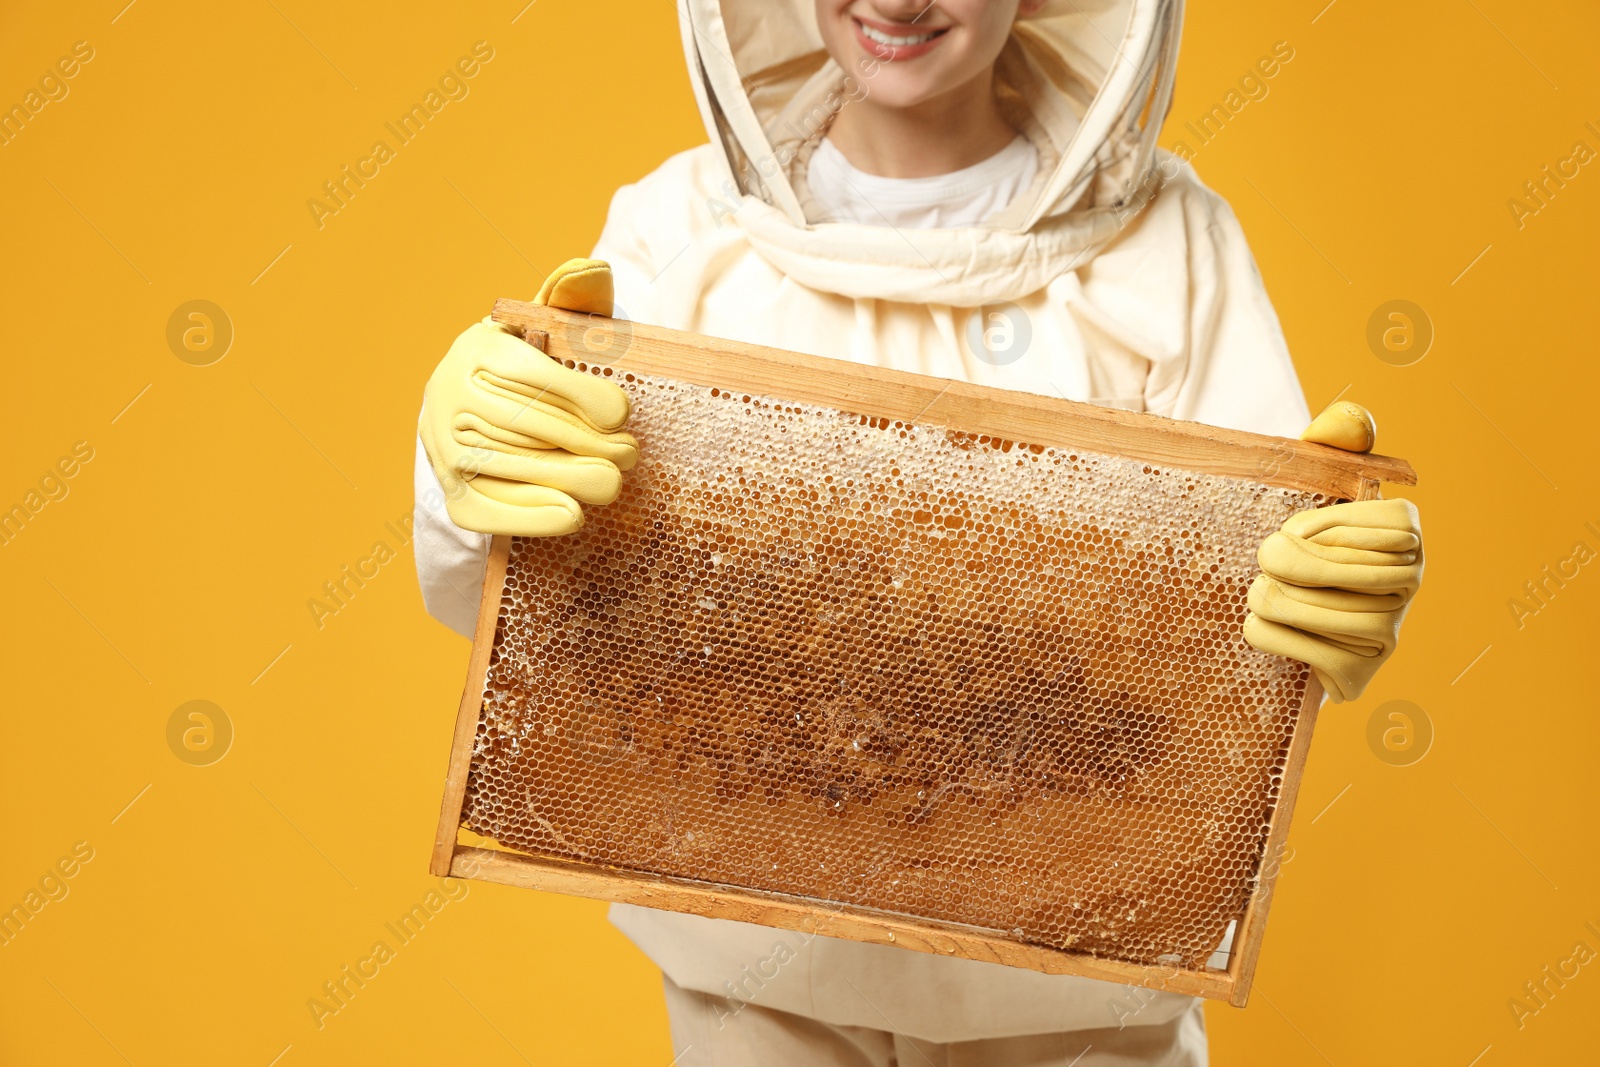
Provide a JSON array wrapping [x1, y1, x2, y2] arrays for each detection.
[[414, 0, 1311, 1045]]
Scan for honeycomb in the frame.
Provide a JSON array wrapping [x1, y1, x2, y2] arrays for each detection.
[[460, 368, 1322, 969]]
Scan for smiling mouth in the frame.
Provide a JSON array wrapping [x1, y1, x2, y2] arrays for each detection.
[[852, 16, 951, 59]]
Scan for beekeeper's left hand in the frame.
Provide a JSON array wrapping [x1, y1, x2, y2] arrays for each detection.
[[1243, 402, 1424, 703]]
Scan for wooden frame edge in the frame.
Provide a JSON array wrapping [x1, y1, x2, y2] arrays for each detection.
[[447, 844, 1238, 1002], [492, 300, 1417, 501], [428, 534, 513, 876], [1222, 672, 1324, 1007]]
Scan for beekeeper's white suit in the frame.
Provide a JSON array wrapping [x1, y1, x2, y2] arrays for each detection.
[[416, 0, 1310, 1060]]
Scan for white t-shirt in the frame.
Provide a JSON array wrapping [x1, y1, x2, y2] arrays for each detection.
[[805, 134, 1038, 229]]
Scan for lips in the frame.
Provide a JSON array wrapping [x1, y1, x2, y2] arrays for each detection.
[[852, 15, 950, 61]]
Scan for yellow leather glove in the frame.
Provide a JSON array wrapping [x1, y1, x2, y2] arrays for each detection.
[[419, 259, 638, 536], [1242, 403, 1424, 703]]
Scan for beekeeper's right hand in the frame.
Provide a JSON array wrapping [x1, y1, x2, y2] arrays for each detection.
[[419, 258, 638, 536]]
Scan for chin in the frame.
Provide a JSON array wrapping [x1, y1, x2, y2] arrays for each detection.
[[855, 68, 951, 109]]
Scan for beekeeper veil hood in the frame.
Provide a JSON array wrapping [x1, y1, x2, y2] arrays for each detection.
[[676, 0, 1183, 304]]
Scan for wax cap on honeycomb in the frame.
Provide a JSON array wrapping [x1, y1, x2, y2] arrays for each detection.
[[461, 370, 1321, 969]]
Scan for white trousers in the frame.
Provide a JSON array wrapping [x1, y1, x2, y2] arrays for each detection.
[[663, 974, 1209, 1067]]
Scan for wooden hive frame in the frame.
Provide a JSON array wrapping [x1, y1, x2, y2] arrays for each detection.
[[430, 301, 1416, 1007]]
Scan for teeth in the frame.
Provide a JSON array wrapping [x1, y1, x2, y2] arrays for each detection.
[[859, 22, 941, 47]]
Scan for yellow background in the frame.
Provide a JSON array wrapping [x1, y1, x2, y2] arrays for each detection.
[[2, 1, 1595, 1063]]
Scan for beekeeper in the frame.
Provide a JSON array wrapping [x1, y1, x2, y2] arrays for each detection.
[[413, 0, 1424, 1062]]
